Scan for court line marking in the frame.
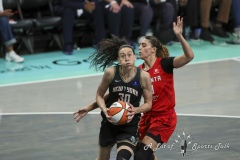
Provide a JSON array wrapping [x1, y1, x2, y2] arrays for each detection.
[[1, 57, 240, 88], [0, 73, 103, 87], [1, 112, 240, 119], [232, 58, 240, 62]]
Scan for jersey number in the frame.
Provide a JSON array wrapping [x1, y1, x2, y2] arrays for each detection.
[[119, 93, 131, 103]]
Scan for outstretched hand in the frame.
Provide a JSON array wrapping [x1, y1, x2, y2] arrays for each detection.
[[73, 108, 89, 122], [173, 16, 183, 36]]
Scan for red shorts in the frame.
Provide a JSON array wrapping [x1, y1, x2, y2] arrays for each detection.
[[139, 109, 177, 143]]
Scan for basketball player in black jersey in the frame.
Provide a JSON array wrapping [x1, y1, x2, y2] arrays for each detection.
[[82, 36, 152, 160]]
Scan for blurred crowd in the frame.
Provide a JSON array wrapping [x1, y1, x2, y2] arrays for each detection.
[[1, 0, 240, 61]]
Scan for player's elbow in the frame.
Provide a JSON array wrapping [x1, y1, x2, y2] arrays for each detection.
[[146, 102, 152, 112], [188, 53, 194, 61], [186, 51, 194, 62]]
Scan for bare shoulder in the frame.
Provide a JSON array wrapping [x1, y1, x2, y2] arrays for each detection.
[[140, 70, 151, 88], [103, 66, 115, 80], [105, 66, 115, 74], [140, 70, 151, 80]]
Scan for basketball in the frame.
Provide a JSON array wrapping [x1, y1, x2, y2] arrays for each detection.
[[108, 101, 131, 125]]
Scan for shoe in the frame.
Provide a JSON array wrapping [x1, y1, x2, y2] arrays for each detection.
[[226, 28, 240, 44], [5, 51, 24, 63], [211, 26, 229, 38], [190, 33, 200, 42], [200, 28, 214, 42], [232, 27, 240, 38], [63, 51, 73, 55], [64, 43, 73, 54], [157, 28, 175, 45], [92, 44, 97, 49]]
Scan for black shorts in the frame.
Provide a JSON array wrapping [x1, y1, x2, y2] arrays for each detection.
[[98, 119, 139, 151]]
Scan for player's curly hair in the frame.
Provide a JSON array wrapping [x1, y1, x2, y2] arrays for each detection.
[[89, 35, 134, 71], [144, 36, 170, 58]]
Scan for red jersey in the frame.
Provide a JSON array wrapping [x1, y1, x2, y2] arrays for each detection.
[[139, 58, 175, 113]]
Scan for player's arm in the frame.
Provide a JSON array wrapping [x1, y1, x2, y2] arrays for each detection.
[[96, 67, 114, 118], [173, 16, 194, 68], [132, 71, 152, 114], [73, 94, 109, 123]]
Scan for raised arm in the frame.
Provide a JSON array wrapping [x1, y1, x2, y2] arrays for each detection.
[[173, 16, 194, 68]]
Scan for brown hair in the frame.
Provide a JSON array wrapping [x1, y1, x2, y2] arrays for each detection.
[[89, 35, 134, 71], [144, 36, 170, 58]]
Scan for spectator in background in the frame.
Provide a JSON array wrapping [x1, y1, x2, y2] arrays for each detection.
[[0, 0, 24, 63], [177, 0, 200, 41], [129, 0, 154, 43], [150, 0, 175, 44], [199, 0, 232, 43], [101, 0, 134, 46], [231, 0, 240, 43], [52, 0, 106, 55]]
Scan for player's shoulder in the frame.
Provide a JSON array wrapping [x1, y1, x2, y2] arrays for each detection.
[[104, 66, 116, 77], [140, 69, 151, 80]]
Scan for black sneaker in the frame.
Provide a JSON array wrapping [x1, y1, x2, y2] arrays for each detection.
[[211, 26, 229, 38], [200, 29, 215, 42], [190, 33, 200, 42]]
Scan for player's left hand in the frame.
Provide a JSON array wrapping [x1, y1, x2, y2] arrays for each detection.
[[126, 103, 135, 123], [173, 16, 183, 36]]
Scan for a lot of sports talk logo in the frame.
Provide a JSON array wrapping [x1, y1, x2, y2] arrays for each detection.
[[144, 130, 230, 157]]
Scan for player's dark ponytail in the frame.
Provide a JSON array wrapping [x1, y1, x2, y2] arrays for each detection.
[[89, 35, 130, 71]]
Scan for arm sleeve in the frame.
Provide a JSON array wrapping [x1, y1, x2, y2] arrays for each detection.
[[161, 57, 175, 74]]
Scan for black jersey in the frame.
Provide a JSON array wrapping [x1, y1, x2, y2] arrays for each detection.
[[101, 65, 143, 125]]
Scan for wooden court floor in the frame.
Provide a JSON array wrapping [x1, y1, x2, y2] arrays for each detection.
[[0, 59, 240, 160]]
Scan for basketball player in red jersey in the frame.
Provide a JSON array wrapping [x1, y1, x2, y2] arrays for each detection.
[[134, 16, 194, 160], [78, 35, 152, 160], [74, 16, 194, 160]]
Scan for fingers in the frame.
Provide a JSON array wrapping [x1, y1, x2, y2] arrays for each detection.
[[73, 111, 78, 115], [127, 115, 134, 123], [173, 22, 176, 28], [74, 114, 84, 122]]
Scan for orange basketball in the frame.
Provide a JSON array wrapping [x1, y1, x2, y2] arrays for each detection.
[[108, 101, 131, 125]]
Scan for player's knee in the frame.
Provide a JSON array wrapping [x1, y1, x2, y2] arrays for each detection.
[[134, 143, 154, 160], [116, 149, 132, 160]]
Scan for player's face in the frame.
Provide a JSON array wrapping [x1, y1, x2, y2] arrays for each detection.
[[118, 47, 136, 67], [138, 38, 156, 60]]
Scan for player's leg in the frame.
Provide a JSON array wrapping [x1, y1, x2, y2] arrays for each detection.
[[116, 142, 136, 160], [134, 134, 163, 160], [98, 119, 115, 160], [96, 145, 113, 160], [115, 125, 139, 160]]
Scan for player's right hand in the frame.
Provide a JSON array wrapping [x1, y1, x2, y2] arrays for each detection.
[[73, 108, 88, 122]]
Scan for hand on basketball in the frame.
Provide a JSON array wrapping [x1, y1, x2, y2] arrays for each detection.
[[127, 103, 135, 123], [73, 108, 88, 122], [106, 109, 116, 124], [173, 16, 183, 36]]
